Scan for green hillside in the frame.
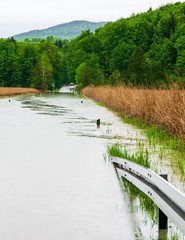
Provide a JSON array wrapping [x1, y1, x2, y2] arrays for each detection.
[[13, 20, 106, 41], [2, 2, 185, 91], [66, 2, 185, 89]]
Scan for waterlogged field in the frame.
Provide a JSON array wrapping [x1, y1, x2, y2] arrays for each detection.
[[82, 86, 185, 239], [0, 92, 184, 239], [105, 119, 185, 239], [107, 142, 185, 239], [82, 86, 185, 142]]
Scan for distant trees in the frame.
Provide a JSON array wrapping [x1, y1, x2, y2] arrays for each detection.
[[75, 53, 104, 90], [0, 39, 66, 90], [14, 21, 106, 42], [75, 62, 90, 89], [1, 3, 185, 90], [128, 46, 148, 85], [33, 53, 53, 90]]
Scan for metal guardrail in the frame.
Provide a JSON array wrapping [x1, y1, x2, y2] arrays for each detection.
[[111, 156, 185, 235]]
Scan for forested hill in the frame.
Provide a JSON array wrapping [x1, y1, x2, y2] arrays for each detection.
[[13, 21, 106, 41], [1, 2, 185, 91], [65, 2, 185, 89]]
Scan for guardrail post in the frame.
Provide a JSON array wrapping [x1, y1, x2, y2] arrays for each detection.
[[159, 174, 168, 230], [158, 174, 168, 240], [159, 208, 168, 229]]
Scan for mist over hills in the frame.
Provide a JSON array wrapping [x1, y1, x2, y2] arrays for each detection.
[[13, 20, 107, 41]]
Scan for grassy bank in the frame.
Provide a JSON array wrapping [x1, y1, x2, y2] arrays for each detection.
[[81, 86, 185, 144], [0, 87, 40, 97]]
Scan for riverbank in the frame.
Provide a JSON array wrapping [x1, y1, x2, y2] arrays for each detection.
[[81, 86, 185, 143], [0, 87, 40, 97]]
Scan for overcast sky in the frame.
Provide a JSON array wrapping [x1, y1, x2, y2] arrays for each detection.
[[0, 0, 183, 38]]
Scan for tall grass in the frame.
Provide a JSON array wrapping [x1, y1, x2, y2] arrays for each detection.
[[0, 87, 40, 97], [107, 144, 151, 168], [82, 86, 185, 144]]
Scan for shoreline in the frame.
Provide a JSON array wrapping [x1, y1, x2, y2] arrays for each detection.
[[81, 86, 185, 145]]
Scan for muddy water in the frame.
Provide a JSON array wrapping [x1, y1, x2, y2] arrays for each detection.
[[0, 93, 184, 240]]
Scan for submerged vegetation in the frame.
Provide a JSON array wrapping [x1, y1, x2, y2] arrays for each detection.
[[0, 2, 184, 171], [107, 144, 151, 168], [82, 86, 185, 145], [107, 143, 185, 239], [84, 85, 185, 175], [121, 177, 158, 230], [107, 143, 156, 223]]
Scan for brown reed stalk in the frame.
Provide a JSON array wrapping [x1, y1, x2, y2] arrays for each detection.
[[81, 86, 185, 142], [0, 87, 40, 96]]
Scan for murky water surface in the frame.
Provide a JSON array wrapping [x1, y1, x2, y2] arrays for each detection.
[[0, 93, 184, 239]]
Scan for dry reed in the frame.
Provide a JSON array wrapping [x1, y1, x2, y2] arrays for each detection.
[[81, 86, 185, 141], [0, 87, 40, 97]]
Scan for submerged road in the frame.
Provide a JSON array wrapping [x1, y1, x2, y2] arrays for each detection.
[[0, 93, 142, 240]]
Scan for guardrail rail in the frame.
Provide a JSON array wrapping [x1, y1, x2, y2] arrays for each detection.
[[111, 156, 185, 235]]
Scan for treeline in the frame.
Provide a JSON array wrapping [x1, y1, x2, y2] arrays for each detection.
[[1, 2, 185, 91], [66, 2, 185, 89], [0, 38, 70, 90], [24, 35, 69, 46]]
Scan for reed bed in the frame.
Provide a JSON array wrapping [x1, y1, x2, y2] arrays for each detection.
[[81, 86, 185, 142], [0, 87, 40, 96]]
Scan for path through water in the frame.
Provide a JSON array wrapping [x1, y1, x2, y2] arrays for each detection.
[[0, 93, 141, 240], [0, 93, 184, 239]]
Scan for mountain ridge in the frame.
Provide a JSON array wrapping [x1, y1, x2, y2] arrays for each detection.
[[13, 20, 107, 41]]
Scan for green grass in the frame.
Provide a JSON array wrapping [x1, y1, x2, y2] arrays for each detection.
[[96, 101, 105, 107], [107, 144, 158, 226], [107, 144, 184, 239], [120, 114, 185, 175], [122, 114, 185, 152], [121, 176, 158, 224], [107, 143, 151, 168]]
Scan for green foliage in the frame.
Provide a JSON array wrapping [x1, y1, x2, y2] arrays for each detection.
[[75, 61, 90, 88], [89, 53, 104, 86], [66, 2, 185, 88], [108, 70, 121, 85], [107, 144, 151, 168], [0, 38, 67, 90], [2, 3, 185, 90], [33, 52, 53, 90], [128, 46, 148, 85]]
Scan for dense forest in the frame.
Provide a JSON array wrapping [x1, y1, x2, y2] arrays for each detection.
[[1, 2, 185, 90], [13, 21, 106, 42], [0, 38, 69, 90], [66, 2, 185, 89]]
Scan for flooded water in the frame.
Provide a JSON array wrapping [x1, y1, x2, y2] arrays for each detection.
[[0, 93, 184, 240]]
